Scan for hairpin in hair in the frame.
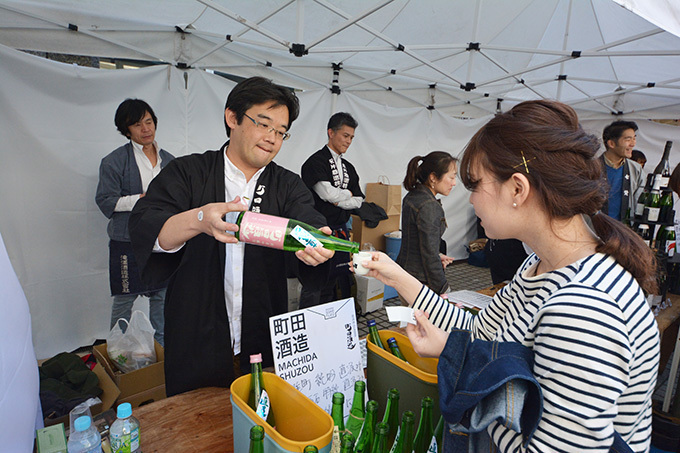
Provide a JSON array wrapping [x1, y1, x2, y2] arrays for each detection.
[[512, 151, 535, 173]]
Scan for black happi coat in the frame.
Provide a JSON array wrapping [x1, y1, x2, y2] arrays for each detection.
[[129, 145, 329, 396], [301, 146, 364, 228]]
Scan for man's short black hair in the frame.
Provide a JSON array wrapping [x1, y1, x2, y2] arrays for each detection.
[[602, 120, 638, 146], [223, 77, 299, 137], [327, 112, 358, 131], [114, 99, 157, 138]]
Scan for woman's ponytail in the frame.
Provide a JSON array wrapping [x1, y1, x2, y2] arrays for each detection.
[[590, 212, 657, 294]]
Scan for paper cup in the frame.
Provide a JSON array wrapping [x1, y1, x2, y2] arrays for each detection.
[[353, 251, 373, 275]]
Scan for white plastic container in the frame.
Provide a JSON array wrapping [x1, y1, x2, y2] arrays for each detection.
[[110, 402, 140, 453], [67, 415, 102, 453]]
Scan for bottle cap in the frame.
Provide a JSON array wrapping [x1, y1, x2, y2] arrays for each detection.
[[250, 353, 263, 363], [366, 319, 376, 327], [387, 337, 397, 345], [74, 415, 91, 432], [117, 402, 132, 419]]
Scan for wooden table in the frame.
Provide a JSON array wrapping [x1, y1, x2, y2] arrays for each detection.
[[134, 387, 233, 452], [126, 290, 680, 449], [658, 293, 680, 413]]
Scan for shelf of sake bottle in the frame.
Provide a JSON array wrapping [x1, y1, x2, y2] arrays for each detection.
[[630, 218, 675, 227]]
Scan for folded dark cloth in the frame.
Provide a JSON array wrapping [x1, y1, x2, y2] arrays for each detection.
[[39, 352, 102, 419], [351, 202, 388, 228]]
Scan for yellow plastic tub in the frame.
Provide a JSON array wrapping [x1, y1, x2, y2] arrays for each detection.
[[366, 330, 441, 422], [230, 371, 333, 452]]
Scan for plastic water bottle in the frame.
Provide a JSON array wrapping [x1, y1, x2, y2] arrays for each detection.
[[67, 415, 102, 453], [110, 402, 140, 453]]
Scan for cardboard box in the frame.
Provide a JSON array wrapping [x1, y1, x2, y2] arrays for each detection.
[[351, 214, 400, 252], [355, 275, 384, 314], [93, 340, 165, 400], [42, 362, 120, 428], [118, 384, 166, 409]]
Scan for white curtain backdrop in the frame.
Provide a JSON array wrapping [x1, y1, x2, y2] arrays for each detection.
[[2, 43, 680, 358]]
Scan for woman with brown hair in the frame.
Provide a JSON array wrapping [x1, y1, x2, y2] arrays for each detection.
[[359, 100, 659, 451], [396, 151, 457, 294]]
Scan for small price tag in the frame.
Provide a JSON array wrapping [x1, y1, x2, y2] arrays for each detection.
[[291, 225, 322, 248]]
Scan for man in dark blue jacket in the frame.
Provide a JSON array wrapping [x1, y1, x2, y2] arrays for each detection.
[[95, 99, 174, 346]]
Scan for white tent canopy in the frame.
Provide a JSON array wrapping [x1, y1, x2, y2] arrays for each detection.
[[2, 0, 680, 119], [1, 0, 680, 358]]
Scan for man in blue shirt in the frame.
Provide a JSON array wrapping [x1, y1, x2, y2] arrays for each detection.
[[600, 120, 643, 221]]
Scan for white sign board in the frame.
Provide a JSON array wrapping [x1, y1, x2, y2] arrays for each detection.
[[269, 298, 365, 416]]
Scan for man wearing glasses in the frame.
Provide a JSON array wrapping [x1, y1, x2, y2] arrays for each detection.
[[300, 112, 365, 307], [129, 77, 333, 396]]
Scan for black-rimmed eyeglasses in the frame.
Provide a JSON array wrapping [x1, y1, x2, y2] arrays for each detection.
[[243, 113, 291, 141]]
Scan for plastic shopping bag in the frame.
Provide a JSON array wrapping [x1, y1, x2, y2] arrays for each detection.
[[107, 310, 157, 373]]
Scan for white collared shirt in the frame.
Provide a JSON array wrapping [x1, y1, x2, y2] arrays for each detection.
[[223, 151, 265, 355], [114, 140, 162, 212], [152, 147, 264, 355], [312, 146, 363, 210]]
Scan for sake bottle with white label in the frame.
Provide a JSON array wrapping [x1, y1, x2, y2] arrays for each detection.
[[235, 211, 359, 253], [248, 353, 276, 429]]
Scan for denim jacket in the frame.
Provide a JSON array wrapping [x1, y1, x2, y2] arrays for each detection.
[[437, 329, 634, 453], [396, 184, 448, 293], [95, 143, 174, 242]]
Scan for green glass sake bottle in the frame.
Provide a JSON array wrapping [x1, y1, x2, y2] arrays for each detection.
[[354, 400, 379, 453], [370, 422, 390, 453], [660, 189, 673, 223], [382, 388, 400, 447], [434, 415, 445, 452], [341, 432, 356, 453], [236, 211, 359, 252], [331, 392, 346, 452], [386, 337, 407, 362], [248, 353, 276, 428], [389, 410, 414, 453], [644, 176, 662, 222], [413, 397, 435, 453], [653, 141, 673, 189], [346, 381, 366, 439], [249, 425, 265, 453], [367, 319, 386, 350]]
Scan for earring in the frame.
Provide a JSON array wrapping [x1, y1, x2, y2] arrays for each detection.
[[513, 202, 517, 207]]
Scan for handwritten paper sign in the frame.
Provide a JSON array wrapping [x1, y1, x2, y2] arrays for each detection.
[[269, 298, 365, 416]]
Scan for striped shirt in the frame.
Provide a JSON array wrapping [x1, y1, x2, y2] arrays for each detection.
[[413, 253, 659, 452]]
